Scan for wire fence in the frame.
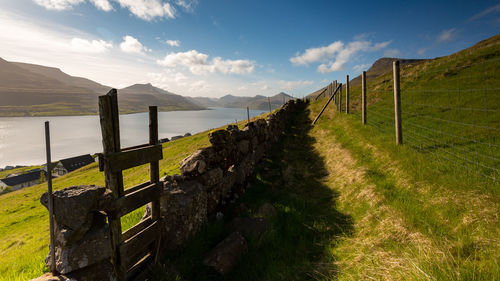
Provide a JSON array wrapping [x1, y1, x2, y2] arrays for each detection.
[[347, 57, 500, 182]]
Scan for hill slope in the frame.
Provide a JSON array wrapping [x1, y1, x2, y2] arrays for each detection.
[[0, 59, 204, 116]]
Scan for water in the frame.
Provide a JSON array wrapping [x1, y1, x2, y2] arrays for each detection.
[[0, 107, 264, 167]]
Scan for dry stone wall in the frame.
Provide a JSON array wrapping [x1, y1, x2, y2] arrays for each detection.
[[33, 99, 306, 281]]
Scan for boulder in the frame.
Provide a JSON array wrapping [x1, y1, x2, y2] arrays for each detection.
[[46, 224, 112, 274], [228, 217, 268, 239], [198, 167, 223, 187], [208, 129, 232, 146], [180, 150, 207, 176], [237, 140, 250, 155], [203, 232, 248, 275], [161, 180, 207, 249], [256, 203, 277, 218]]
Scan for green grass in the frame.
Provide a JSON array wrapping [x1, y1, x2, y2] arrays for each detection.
[[0, 165, 42, 180], [0, 112, 272, 281], [0, 130, 210, 281]]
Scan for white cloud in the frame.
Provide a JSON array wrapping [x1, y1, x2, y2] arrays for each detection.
[[120, 35, 149, 54], [175, 0, 197, 12], [156, 50, 255, 75], [417, 48, 427, 56], [33, 0, 85, 10], [70, 37, 112, 53], [90, 0, 113, 11], [468, 4, 500, 22], [278, 80, 314, 91], [437, 28, 458, 43], [384, 49, 401, 57], [290, 41, 343, 66], [166, 39, 180, 47], [353, 64, 370, 72], [291, 40, 391, 73], [114, 0, 176, 21]]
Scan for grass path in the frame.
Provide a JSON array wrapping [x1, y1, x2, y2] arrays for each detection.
[[154, 101, 499, 280]]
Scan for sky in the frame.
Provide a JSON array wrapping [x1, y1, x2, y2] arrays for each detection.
[[0, 0, 499, 98]]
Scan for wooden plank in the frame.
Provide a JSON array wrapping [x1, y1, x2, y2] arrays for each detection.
[[393, 61, 403, 144], [312, 84, 341, 125], [124, 181, 151, 195], [120, 220, 159, 267], [113, 182, 160, 218], [126, 252, 152, 281], [122, 217, 152, 241], [103, 144, 163, 173], [122, 143, 150, 152]]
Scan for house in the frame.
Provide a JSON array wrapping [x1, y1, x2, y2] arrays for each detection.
[[51, 154, 95, 176], [0, 170, 45, 190]]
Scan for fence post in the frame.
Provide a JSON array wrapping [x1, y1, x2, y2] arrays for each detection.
[[148, 106, 162, 261], [338, 83, 342, 112], [334, 80, 337, 103], [44, 121, 57, 275], [98, 89, 126, 279], [362, 71, 367, 124], [393, 61, 402, 144], [268, 97, 272, 113], [246, 107, 250, 123], [346, 75, 349, 113]]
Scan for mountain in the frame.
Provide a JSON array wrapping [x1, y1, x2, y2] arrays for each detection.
[[189, 92, 294, 110], [307, 57, 426, 99], [118, 83, 204, 112], [0, 58, 204, 116]]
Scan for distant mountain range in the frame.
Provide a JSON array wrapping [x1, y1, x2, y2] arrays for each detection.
[[0, 58, 294, 116], [187, 92, 294, 110]]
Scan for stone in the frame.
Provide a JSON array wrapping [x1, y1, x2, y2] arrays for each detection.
[[237, 140, 250, 155], [198, 168, 223, 187], [161, 180, 207, 249], [228, 217, 268, 239], [46, 224, 112, 274], [203, 232, 248, 275], [256, 203, 277, 218], [40, 185, 107, 235], [180, 150, 207, 176], [221, 167, 236, 198], [208, 129, 232, 146]]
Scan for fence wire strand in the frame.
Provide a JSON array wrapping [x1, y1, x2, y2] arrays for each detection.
[[362, 57, 499, 182]]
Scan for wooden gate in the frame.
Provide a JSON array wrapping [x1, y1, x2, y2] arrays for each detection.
[[98, 89, 162, 280]]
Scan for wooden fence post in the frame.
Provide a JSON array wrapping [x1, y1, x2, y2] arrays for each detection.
[[362, 71, 367, 125], [346, 75, 349, 113], [393, 61, 402, 144], [148, 106, 162, 261], [338, 83, 342, 112], [268, 97, 272, 113], [99, 89, 126, 280], [44, 121, 57, 275], [246, 107, 250, 123]]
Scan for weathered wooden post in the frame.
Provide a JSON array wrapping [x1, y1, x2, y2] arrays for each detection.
[[338, 83, 342, 112], [334, 80, 338, 103], [246, 107, 250, 123], [393, 61, 402, 144], [312, 84, 341, 125], [346, 74, 350, 113], [268, 97, 272, 113], [148, 106, 162, 261], [362, 71, 367, 125], [98, 89, 126, 279], [44, 121, 57, 275]]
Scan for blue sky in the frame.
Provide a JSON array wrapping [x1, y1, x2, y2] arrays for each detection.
[[0, 0, 499, 98]]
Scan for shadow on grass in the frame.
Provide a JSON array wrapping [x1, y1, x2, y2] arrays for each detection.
[[150, 107, 353, 281]]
